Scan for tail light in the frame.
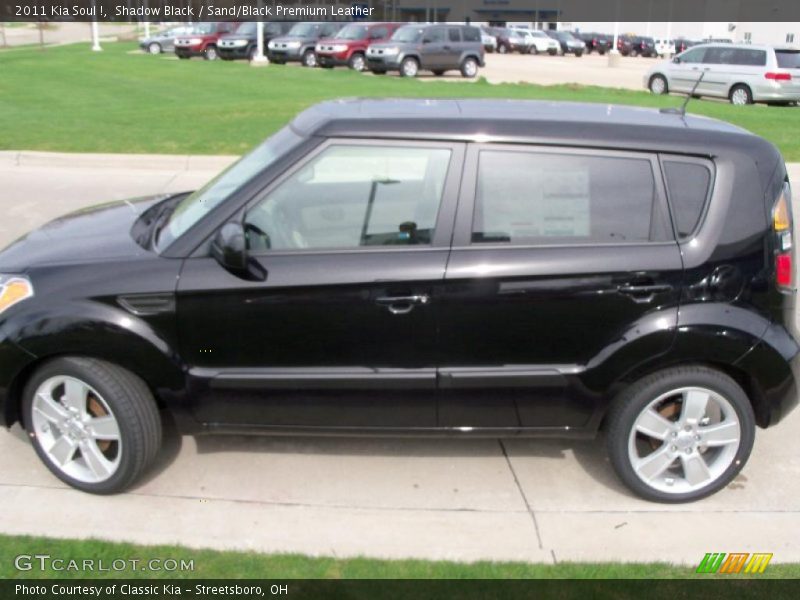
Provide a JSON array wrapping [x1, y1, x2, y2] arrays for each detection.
[[773, 188, 794, 290], [765, 72, 792, 81]]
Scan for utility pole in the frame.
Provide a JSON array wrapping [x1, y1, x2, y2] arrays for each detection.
[[251, 18, 268, 66]]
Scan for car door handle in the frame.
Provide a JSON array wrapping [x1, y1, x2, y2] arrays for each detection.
[[375, 295, 430, 315], [618, 284, 673, 303]]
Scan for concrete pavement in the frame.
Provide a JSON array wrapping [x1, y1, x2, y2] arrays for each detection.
[[0, 152, 799, 564]]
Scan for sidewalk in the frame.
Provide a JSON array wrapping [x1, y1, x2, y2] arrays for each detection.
[[0, 151, 798, 564]]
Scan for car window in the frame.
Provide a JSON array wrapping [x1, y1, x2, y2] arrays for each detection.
[[245, 145, 452, 251], [471, 150, 669, 245], [679, 47, 706, 63], [424, 28, 446, 43], [463, 27, 480, 42], [322, 23, 342, 37], [448, 28, 462, 43], [663, 161, 712, 238], [704, 46, 738, 64], [776, 50, 800, 68], [731, 48, 766, 65]]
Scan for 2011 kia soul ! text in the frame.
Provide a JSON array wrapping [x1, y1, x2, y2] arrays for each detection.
[[0, 99, 797, 502]]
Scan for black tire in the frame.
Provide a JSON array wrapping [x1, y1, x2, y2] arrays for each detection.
[[203, 45, 218, 61], [399, 56, 419, 78], [547, 49, 557, 56], [729, 84, 753, 105], [575, 51, 583, 57], [498, 44, 507, 54], [22, 357, 161, 494], [531, 46, 539, 55], [302, 49, 317, 68], [605, 366, 755, 503], [247, 46, 257, 61], [648, 74, 669, 95], [460, 57, 479, 78]]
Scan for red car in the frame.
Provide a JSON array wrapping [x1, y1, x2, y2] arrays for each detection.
[[315, 22, 403, 71], [174, 22, 237, 61]]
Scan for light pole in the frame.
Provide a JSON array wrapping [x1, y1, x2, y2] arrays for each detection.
[[251, 19, 268, 66], [608, 21, 620, 67], [90, 0, 102, 51]]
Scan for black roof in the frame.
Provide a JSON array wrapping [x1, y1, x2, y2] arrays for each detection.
[[290, 98, 783, 187]]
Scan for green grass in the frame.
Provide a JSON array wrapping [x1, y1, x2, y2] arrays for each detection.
[[1, 534, 798, 579], [1, 42, 799, 158]]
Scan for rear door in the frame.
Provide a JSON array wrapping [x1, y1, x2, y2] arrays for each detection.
[[419, 27, 448, 68], [438, 144, 682, 431]]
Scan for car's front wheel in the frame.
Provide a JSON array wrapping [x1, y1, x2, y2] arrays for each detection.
[[23, 357, 161, 494], [147, 42, 161, 55], [348, 53, 366, 71], [400, 56, 419, 78], [606, 366, 755, 503], [203, 45, 218, 61], [649, 74, 669, 95]]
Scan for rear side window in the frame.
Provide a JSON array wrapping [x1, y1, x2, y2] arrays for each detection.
[[448, 28, 461, 43], [776, 50, 800, 68], [663, 160, 712, 238], [471, 150, 670, 245], [732, 48, 767, 66], [463, 27, 481, 43]]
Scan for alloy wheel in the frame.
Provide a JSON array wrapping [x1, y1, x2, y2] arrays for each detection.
[[731, 88, 750, 105], [148, 43, 160, 55], [31, 376, 122, 484], [350, 54, 365, 71], [650, 76, 666, 95], [627, 387, 741, 495]]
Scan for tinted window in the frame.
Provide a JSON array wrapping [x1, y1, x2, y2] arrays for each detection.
[[776, 50, 800, 68], [472, 151, 668, 245], [680, 47, 706, 63], [664, 161, 712, 237], [732, 48, 767, 66], [702, 46, 736, 64], [463, 27, 481, 42], [245, 145, 452, 251], [424, 28, 446, 43], [448, 28, 461, 43]]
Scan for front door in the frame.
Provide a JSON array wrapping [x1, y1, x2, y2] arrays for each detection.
[[178, 140, 464, 428], [668, 46, 708, 92], [438, 144, 683, 431]]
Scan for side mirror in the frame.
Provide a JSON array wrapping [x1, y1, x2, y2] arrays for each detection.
[[422, 37, 432, 44], [672, 56, 681, 64], [211, 222, 248, 275]]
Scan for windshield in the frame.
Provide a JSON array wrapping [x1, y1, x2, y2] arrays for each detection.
[[191, 23, 216, 35], [155, 127, 304, 251], [776, 50, 800, 69], [392, 27, 423, 43], [338, 24, 369, 40], [234, 22, 257, 36], [288, 23, 320, 37]]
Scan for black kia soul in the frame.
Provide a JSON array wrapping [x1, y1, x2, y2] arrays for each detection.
[[0, 99, 797, 502]]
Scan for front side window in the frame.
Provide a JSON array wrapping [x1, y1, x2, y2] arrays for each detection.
[[679, 47, 706, 63], [424, 28, 446, 43], [471, 150, 668, 245], [338, 25, 369, 40], [244, 145, 452, 251], [288, 23, 320, 37], [448, 28, 461, 43]]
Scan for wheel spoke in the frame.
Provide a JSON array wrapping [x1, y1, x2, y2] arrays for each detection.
[[81, 441, 112, 480], [635, 409, 674, 440], [62, 379, 89, 416], [681, 453, 712, 486], [700, 420, 740, 447], [49, 436, 77, 466], [681, 389, 709, 423], [635, 444, 676, 480], [89, 415, 120, 441], [33, 392, 69, 424]]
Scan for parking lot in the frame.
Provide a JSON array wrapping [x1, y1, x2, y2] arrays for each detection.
[[0, 150, 799, 564]]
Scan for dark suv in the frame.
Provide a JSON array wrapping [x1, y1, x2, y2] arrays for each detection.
[[217, 21, 293, 61], [576, 31, 611, 54], [366, 24, 484, 78], [1, 99, 797, 502], [267, 21, 344, 67]]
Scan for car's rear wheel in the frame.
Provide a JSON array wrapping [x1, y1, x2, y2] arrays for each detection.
[[203, 46, 218, 61], [498, 44, 507, 54], [23, 357, 161, 494], [531, 46, 539, 55], [460, 57, 479, 78], [730, 84, 753, 105], [649, 74, 669, 95], [147, 42, 161, 55], [606, 366, 755, 503], [348, 53, 366, 71], [302, 49, 317, 67], [400, 56, 419, 78]]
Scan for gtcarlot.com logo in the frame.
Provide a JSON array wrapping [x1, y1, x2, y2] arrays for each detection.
[[696, 552, 773, 574], [14, 553, 195, 573]]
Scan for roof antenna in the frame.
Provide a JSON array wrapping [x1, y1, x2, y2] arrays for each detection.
[[660, 70, 706, 116]]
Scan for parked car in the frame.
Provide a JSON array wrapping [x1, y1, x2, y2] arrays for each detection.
[[616, 34, 636, 56], [315, 22, 402, 71], [480, 27, 497, 53], [173, 22, 236, 61], [511, 28, 559, 55], [674, 38, 697, 54], [576, 31, 611, 55], [217, 21, 293, 61], [545, 30, 586, 56], [366, 24, 484, 78], [2, 98, 796, 502], [654, 38, 675, 58], [646, 44, 800, 105], [489, 27, 526, 54], [138, 26, 192, 55], [267, 21, 344, 67], [629, 35, 658, 57]]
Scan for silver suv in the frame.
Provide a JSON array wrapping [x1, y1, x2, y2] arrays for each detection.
[[645, 43, 800, 105]]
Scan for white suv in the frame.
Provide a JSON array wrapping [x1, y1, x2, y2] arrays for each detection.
[[510, 29, 559, 55]]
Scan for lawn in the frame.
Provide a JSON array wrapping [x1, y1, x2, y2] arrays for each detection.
[[1, 534, 798, 580], [1, 42, 799, 158]]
